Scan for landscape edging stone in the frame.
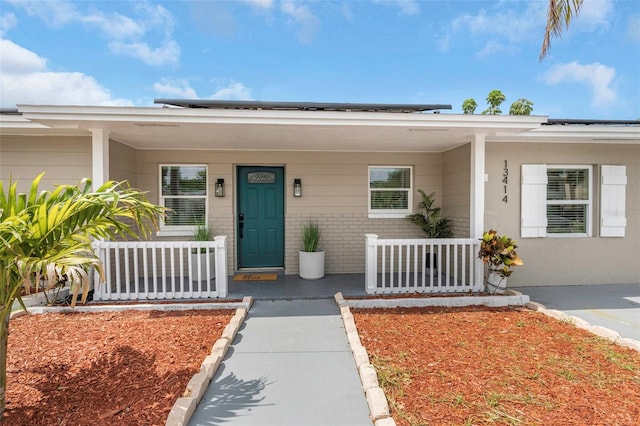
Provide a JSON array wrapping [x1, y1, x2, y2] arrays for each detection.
[[165, 296, 253, 425], [334, 292, 395, 425], [525, 300, 640, 353]]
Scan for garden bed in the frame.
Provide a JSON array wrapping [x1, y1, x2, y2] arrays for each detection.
[[352, 305, 640, 425], [3, 309, 234, 425]]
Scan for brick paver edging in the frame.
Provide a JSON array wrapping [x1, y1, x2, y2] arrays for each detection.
[[523, 300, 640, 353], [165, 296, 254, 426], [334, 292, 396, 426]]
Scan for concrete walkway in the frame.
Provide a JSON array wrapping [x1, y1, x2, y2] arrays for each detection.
[[188, 299, 372, 426], [519, 284, 640, 341]]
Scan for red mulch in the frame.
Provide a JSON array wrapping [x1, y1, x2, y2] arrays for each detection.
[[352, 306, 640, 426], [3, 309, 234, 425]]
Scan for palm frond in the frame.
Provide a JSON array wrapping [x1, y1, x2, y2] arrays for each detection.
[[540, 0, 584, 61]]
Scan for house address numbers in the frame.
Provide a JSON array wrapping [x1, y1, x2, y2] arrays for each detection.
[[502, 160, 508, 203]]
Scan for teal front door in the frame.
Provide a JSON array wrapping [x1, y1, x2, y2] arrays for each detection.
[[237, 166, 285, 268]]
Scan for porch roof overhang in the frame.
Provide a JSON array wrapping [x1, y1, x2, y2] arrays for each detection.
[[488, 121, 640, 144], [13, 104, 547, 153]]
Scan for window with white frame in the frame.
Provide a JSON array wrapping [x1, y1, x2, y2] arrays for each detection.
[[160, 165, 207, 230], [368, 166, 412, 217], [546, 167, 591, 235], [521, 164, 592, 237]]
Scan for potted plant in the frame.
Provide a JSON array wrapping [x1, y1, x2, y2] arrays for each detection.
[[191, 224, 215, 282], [299, 220, 324, 280], [406, 189, 452, 274], [478, 229, 523, 294]]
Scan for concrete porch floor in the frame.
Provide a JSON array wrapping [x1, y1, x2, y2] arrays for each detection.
[[226, 272, 368, 300]]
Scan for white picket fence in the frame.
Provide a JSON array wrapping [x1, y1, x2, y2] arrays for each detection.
[[92, 236, 228, 300], [365, 234, 483, 294]]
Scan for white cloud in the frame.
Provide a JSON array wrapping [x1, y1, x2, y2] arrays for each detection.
[[437, 34, 449, 52], [449, 2, 545, 56], [109, 40, 180, 66], [7, 0, 77, 27], [476, 41, 513, 58], [0, 38, 46, 73], [210, 82, 253, 100], [243, 0, 274, 9], [81, 12, 144, 40], [0, 13, 17, 36], [577, 0, 613, 30], [0, 39, 132, 108], [8, 0, 179, 66], [452, 3, 542, 42], [372, 0, 420, 16], [543, 61, 616, 106], [280, 0, 320, 44], [153, 79, 198, 99]]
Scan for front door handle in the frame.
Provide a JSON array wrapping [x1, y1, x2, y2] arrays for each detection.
[[239, 214, 244, 239]]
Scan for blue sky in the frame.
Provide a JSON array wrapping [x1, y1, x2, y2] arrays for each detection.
[[1, 0, 639, 119]]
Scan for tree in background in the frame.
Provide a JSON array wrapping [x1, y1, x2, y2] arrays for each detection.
[[0, 174, 165, 415], [509, 98, 535, 115], [482, 90, 507, 115], [462, 91, 533, 115], [540, 0, 584, 60], [462, 98, 478, 114]]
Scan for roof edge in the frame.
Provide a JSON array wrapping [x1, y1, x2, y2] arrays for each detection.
[[546, 118, 640, 126], [153, 99, 452, 113]]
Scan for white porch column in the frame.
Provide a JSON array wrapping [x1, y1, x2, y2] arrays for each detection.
[[91, 128, 109, 188], [470, 133, 486, 239], [470, 134, 486, 288]]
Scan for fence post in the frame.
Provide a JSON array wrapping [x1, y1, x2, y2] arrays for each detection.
[[214, 236, 228, 297], [365, 234, 378, 294], [92, 241, 106, 300]]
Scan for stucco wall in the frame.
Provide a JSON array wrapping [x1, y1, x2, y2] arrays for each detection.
[[136, 150, 442, 273], [442, 143, 471, 237], [0, 135, 91, 192], [485, 142, 640, 286]]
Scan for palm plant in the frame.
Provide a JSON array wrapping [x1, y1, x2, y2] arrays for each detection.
[[406, 190, 452, 238], [0, 173, 164, 415]]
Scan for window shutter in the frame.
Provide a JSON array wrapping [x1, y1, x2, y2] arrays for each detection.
[[600, 165, 627, 237], [521, 164, 547, 238]]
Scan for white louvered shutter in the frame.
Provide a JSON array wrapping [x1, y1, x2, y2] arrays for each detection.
[[521, 164, 548, 238], [600, 165, 627, 237]]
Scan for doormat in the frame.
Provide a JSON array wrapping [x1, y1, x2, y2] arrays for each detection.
[[233, 273, 278, 281]]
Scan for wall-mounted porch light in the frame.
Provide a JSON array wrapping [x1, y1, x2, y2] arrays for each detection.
[[293, 178, 302, 197], [215, 178, 225, 197]]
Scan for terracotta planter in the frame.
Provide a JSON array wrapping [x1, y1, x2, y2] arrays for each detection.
[[299, 250, 325, 280]]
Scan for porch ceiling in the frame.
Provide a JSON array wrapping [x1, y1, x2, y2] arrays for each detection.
[[15, 105, 548, 153]]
